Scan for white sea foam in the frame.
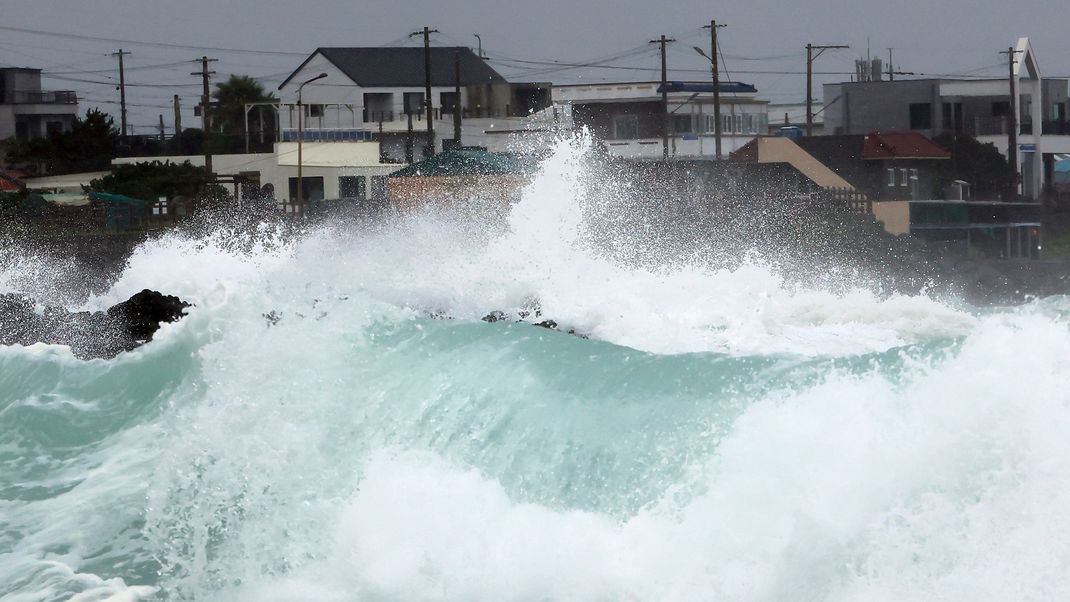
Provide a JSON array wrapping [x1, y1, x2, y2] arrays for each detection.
[[3, 132, 1057, 602], [217, 307, 1070, 602]]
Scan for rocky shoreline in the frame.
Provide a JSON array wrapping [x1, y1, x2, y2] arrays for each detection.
[[0, 289, 189, 359]]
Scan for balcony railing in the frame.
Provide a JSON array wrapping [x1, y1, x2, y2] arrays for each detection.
[[8, 90, 77, 105], [360, 106, 530, 123]]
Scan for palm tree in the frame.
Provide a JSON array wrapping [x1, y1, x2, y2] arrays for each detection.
[[210, 75, 276, 153]]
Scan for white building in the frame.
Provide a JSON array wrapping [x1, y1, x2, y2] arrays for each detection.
[[273, 47, 552, 161], [112, 141, 399, 203], [0, 68, 78, 143], [553, 81, 769, 159]]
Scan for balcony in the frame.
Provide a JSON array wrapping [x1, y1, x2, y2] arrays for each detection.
[[7, 90, 78, 105]]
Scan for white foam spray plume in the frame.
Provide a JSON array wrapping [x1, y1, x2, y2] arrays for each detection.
[[2, 131, 1067, 602]]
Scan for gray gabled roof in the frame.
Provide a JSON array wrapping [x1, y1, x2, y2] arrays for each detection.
[[280, 47, 506, 89]]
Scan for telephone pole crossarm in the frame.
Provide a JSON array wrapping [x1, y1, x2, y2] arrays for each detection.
[[806, 43, 849, 137]]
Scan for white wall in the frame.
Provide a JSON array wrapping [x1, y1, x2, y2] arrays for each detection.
[[277, 51, 469, 129], [112, 142, 403, 202], [603, 135, 757, 159]]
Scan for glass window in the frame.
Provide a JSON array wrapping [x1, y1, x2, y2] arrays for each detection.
[[909, 103, 932, 129], [612, 115, 639, 139], [900, 168, 909, 187], [440, 92, 459, 113], [887, 168, 896, 187], [672, 114, 692, 134], [339, 175, 366, 200], [403, 92, 425, 115], [288, 176, 324, 202]]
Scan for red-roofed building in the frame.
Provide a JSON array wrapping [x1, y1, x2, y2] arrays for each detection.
[[861, 132, 952, 160], [796, 132, 952, 201], [0, 169, 26, 192]]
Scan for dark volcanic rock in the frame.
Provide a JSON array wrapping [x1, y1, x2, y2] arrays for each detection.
[[0, 289, 190, 359]]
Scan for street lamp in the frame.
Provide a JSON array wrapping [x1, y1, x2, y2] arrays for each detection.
[[297, 72, 328, 215], [693, 45, 724, 159]]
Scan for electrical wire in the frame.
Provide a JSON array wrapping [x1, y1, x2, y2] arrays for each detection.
[[0, 25, 307, 56]]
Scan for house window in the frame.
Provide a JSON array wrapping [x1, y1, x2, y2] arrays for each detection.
[[339, 175, 366, 200], [941, 102, 963, 132], [887, 168, 896, 187], [992, 101, 1010, 117], [403, 92, 425, 115], [672, 114, 692, 134], [900, 168, 909, 187], [440, 92, 459, 113], [308, 104, 324, 118], [909, 103, 932, 129], [288, 176, 324, 202], [612, 115, 639, 139], [46, 121, 64, 136], [363, 92, 394, 122]]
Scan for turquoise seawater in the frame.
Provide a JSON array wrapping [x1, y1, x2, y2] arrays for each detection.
[[3, 137, 1070, 600]]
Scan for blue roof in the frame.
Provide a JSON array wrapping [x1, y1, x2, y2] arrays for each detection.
[[657, 81, 757, 94]]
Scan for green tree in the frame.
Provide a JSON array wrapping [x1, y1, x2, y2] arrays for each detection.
[[89, 161, 226, 201], [6, 109, 121, 175], [932, 133, 1014, 200], [209, 75, 276, 153]]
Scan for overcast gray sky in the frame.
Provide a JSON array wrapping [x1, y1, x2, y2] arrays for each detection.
[[2, 0, 1067, 133]]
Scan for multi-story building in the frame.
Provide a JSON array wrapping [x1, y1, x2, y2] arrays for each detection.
[[553, 80, 769, 158], [0, 68, 78, 142], [274, 47, 552, 162], [822, 38, 1070, 200]]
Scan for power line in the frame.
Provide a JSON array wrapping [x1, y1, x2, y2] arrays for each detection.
[[0, 24, 307, 56], [42, 60, 195, 75]]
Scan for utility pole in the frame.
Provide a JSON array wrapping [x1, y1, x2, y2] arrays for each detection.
[[649, 34, 675, 160], [410, 26, 439, 158], [112, 49, 131, 139], [1001, 46, 1023, 198], [453, 48, 462, 147], [406, 111, 414, 164], [806, 43, 849, 136], [173, 95, 182, 145], [192, 56, 218, 177], [158, 114, 165, 143], [887, 48, 894, 81], [703, 20, 726, 159]]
